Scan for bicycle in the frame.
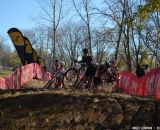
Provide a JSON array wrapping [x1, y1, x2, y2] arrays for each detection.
[[63, 61, 93, 88], [43, 69, 65, 89], [93, 64, 119, 89]]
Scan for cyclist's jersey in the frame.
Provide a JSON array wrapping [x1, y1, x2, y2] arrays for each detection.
[[109, 65, 119, 78], [95, 64, 110, 78], [51, 69, 60, 78], [57, 68, 65, 77], [82, 56, 93, 65], [52, 68, 65, 77], [94, 64, 110, 85], [81, 55, 96, 78]]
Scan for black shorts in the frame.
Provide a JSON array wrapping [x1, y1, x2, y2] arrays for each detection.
[[93, 77, 101, 85], [85, 66, 96, 78]]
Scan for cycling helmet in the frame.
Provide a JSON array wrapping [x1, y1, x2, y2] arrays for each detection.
[[83, 48, 89, 54], [60, 61, 65, 66], [109, 59, 116, 66], [55, 59, 59, 62], [104, 61, 110, 68], [54, 59, 59, 67]]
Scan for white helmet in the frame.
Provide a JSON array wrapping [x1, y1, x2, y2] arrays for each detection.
[[60, 61, 65, 66]]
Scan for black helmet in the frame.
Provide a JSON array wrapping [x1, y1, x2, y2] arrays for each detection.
[[105, 61, 110, 68], [83, 48, 88, 54], [55, 59, 59, 62]]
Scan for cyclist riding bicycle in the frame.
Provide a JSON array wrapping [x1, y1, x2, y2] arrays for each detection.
[[94, 61, 110, 86], [93, 59, 119, 88]]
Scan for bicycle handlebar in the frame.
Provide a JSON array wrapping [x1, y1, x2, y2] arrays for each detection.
[[75, 61, 87, 66]]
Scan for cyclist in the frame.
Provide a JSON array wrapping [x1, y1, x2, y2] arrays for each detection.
[[107, 59, 119, 83], [54, 61, 65, 89], [51, 59, 59, 78], [80, 48, 96, 88], [50, 60, 65, 89], [94, 61, 110, 87]]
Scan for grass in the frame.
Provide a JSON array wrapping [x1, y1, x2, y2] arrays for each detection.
[[0, 69, 13, 77]]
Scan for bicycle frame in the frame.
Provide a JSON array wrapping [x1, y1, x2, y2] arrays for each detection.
[[73, 61, 87, 80], [43, 70, 64, 89]]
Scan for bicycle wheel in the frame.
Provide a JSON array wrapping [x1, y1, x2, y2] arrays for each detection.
[[63, 68, 78, 88]]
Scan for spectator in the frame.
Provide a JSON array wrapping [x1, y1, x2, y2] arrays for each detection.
[[135, 64, 145, 78], [142, 64, 149, 73]]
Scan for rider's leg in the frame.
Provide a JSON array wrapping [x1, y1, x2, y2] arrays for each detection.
[[85, 69, 91, 88], [86, 66, 96, 88], [55, 77, 63, 89]]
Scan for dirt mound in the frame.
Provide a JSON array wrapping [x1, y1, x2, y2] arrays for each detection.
[[0, 81, 159, 130]]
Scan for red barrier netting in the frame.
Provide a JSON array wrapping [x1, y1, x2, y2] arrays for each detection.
[[1, 63, 51, 90], [1, 63, 160, 100], [119, 67, 160, 99]]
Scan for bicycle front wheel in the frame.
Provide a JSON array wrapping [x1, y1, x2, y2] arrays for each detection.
[[63, 68, 78, 88], [43, 78, 56, 89]]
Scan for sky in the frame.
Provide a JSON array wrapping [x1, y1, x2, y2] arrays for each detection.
[[0, 0, 41, 47], [0, 0, 107, 49]]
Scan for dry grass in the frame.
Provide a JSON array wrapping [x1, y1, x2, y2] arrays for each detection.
[[0, 69, 12, 77]]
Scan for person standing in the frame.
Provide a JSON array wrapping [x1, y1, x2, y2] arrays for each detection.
[[135, 64, 145, 78], [81, 48, 96, 88]]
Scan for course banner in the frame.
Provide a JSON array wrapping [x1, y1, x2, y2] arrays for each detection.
[[7, 28, 26, 65], [24, 36, 33, 64], [33, 48, 38, 63]]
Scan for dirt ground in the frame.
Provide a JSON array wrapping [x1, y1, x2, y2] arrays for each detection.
[[0, 79, 159, 130]]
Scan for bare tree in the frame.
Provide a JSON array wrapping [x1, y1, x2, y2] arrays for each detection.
[[23, 27, 53, 69], [0, 36, 11, 69], [72, 0, 92, 55], [36, 0, 64, 65], [140, 11, 160, 66], [93, 0, 133, 70], [92, 0, 126, 61], [92, 28, 115, 63], [56, 22, 86, 67]]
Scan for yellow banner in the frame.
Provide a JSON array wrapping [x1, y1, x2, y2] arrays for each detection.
[[7, 28, 25, 65]]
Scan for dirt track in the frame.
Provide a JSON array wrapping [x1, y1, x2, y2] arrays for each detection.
[[0, 80, 160, 130]]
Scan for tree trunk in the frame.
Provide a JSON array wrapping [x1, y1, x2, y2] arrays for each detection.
[[126, 25, 132, 71], [52, 0, 56, 65], [115, 0, 125, 61]]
